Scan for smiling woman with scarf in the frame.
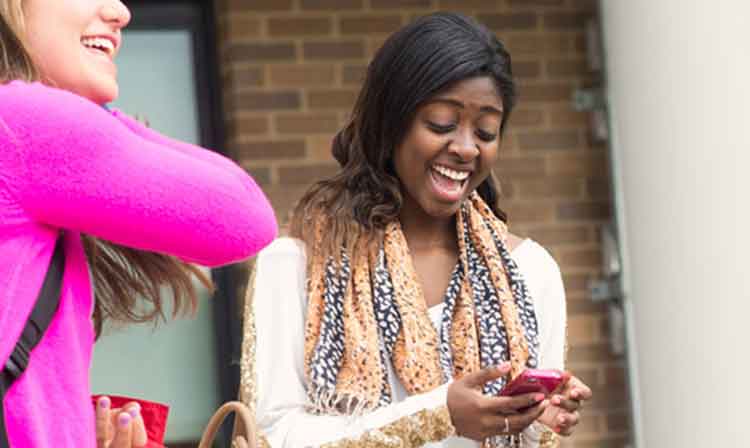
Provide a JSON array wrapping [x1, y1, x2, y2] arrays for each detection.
[[245, 12, 592, 448]]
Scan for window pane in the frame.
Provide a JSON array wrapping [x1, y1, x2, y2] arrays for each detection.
[[90, 29, 219, 443]]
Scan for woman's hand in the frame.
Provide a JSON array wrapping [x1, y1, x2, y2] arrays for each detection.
[[537, 375, 593, 436], [447, 363, 548, 441], [95, 396, 148, 448]]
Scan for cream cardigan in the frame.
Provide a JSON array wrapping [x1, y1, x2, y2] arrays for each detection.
[[250, 237, 566, 448]]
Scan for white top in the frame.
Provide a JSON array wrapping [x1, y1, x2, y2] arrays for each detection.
[[252, 237, 566, 448]]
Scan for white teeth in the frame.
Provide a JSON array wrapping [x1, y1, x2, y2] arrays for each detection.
[[82, 37, 114, 54], [433, 165, 470, 181]]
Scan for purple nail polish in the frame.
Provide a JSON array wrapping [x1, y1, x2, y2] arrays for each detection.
[[98, 397, 110, 409], [118, 413, 131, 428], [128, 406, 140, 418]]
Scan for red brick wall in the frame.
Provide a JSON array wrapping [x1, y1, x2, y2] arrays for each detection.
[[216, 0, 629, 446]]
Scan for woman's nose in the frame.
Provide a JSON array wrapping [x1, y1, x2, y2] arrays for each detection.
[[100, 1, 132, 29], [448, 129, 480, 162]]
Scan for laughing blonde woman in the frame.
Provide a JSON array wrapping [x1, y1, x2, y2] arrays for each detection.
[[0, 1, 277, 446]]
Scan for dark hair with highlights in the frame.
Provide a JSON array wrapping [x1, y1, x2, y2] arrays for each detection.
[[290, 12, 517, 259]]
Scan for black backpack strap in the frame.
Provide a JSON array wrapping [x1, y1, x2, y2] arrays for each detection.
[[1, 235, 65, 447]]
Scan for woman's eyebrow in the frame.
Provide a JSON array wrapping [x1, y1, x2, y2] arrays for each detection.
[[427, 98, 503, 115]]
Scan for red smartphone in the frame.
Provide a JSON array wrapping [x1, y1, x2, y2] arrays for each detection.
[[499, 368, 567, 397]]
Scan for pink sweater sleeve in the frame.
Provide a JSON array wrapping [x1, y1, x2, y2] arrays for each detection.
[[111, 109, 252, 185], [0, 81, 277, 266]]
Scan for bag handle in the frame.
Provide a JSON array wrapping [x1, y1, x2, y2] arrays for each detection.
[[197, 401, 260, 448]]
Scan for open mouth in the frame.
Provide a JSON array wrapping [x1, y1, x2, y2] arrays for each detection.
[[81, 36, 115, 58], [429, 164, 471, 202]]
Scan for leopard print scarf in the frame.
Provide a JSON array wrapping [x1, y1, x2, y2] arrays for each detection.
[[304, 193, 541, 443]]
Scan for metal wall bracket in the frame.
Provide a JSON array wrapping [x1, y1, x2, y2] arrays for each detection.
[[589, 223, 627, 355], [589, 276, 621, 303], [572, 87, 605, 112]]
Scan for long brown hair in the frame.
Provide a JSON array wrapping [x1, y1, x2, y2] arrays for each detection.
[[1, 1, 211, 337], [290, 13, 516, 261]]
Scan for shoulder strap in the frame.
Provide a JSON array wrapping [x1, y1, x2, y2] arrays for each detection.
[[1, 234, 65, 447]]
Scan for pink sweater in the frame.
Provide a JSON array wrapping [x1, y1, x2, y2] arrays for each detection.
[[0, 81, 277, 447]]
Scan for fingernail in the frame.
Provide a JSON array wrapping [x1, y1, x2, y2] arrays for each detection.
[[552, 396, 562, 406], [558, 416, 566, 425], [128, 404, 140, 418], [118, 413, 131, 428], [98, 396, 110, 409], [534, 393, 545, 402]]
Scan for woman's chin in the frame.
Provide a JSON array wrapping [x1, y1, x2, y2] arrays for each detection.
[[95, 85, 118, 105], [420, 199, 463, 220], [81, 79, 119, 105]]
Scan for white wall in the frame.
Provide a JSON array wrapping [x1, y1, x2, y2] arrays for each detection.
[[601, 1, 750, 446]]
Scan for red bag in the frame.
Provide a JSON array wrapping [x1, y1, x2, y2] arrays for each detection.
[[91, 395, 169, 448]]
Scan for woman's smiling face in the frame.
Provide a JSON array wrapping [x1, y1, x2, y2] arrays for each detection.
[[22, 0, 131, 104], [393, 76, 504, 219]]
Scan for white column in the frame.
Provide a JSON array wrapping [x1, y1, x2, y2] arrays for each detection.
[[600, 1, 750, 446]]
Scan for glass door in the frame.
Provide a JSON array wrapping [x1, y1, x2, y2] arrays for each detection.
[[90, 2, 234, 446]]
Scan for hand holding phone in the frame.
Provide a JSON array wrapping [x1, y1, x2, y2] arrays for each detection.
[[447, 363, 550, 441]]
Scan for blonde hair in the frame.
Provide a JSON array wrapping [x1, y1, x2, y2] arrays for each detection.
[[0, 0, 38, 82], [0, 0, 211, 336]]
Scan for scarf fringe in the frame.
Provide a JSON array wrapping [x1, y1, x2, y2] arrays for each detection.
[[306, 387, 375, 418]]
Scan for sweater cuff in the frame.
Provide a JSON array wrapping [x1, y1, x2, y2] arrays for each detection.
[[319, 384, 454, 448]]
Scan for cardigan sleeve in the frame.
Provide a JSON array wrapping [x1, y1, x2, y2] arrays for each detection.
[[513, 240, 567, 448], [0, 81, 276, 265], [526, 241, 566, 372], [251, 238, 455, 448]]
